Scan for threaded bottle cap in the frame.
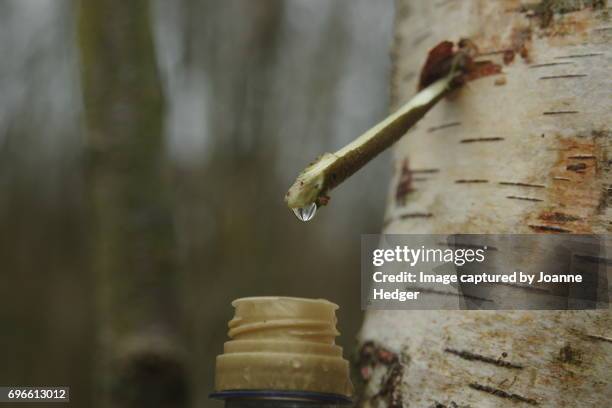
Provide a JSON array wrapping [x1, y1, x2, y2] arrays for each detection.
[[215, 297, 353, 398]]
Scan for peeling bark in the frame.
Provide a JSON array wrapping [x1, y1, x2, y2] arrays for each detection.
[[359, 1, 611, 407]]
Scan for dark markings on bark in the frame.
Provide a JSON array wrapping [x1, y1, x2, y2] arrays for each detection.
[[455, 179, 489, 184], [357, 342, 404, 408], [377, 362, 404, 408], [407, 287, 494, 303], [444, 348, 524, 369], [496, 281, 552, 294], [411, 168, 440, 174], [539, 74, 587, 80], [430, 401, 471, 408], [555, 53, 604, 59], [574, 254, 612, 265], [428, 121, 462, 132], [558, 344, 582, 365], [460, 137, 505, 143], [384, 212, 434, 227], [597, 185, 611, 214], [507, 195, 543, 202], [529, 62, 574, 68], [400, 212, 433, 219], [521, 0, 607, 28], [439, 241, 498, 251], [499, 181, 546, 188], [539, 211, 581, 222], [413, 177, 429, 182], [357, 341, 399, 377], [468, 383, 539, 405], [479, 49, 513, 56], [568, 155, 596, 159], [528, 224, 572, 233], [585, 333, 612, 343], [395, 159, 414, 206], [543, 110, 579, 115], [498, 375, 518, 389], [567, 162, 588, 172]]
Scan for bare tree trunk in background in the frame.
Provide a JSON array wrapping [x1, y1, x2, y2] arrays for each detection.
[[77, 1, 188, 407], [358, 1, 610, 407]]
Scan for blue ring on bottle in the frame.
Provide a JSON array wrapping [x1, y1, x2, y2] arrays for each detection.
[[209, 390, 352, 405]]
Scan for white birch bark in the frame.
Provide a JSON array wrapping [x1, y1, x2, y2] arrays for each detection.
[[358, 1, 611, 407]]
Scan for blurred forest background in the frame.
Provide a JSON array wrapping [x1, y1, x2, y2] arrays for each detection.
[[0, 0, 393, 407]]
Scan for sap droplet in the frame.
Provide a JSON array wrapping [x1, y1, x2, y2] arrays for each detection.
[[292, 360, 302, 369], [292, 202, 317, 222]]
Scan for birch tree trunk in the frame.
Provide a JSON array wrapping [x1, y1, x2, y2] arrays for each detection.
[[358, 1, 611, 407], [78, 1, 188, 407]]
